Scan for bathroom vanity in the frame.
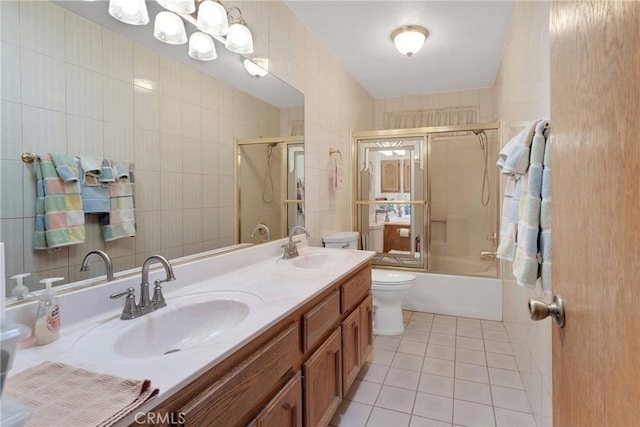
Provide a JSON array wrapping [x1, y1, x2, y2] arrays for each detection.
[[4, 239, 375, 427]]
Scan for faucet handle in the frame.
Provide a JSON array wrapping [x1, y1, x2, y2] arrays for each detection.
[[151, 279, 167, 308], [110, 287, 139, 320]]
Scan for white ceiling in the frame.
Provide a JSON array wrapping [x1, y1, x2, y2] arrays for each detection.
[[285, 1, 515, 99]]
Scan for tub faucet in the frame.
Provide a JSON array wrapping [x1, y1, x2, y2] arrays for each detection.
[[251, 223, 271, 242], [80, 250, 114, 281], [283, 226, 310, 259]]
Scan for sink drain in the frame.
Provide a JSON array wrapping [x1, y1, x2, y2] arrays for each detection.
[[164, 348, 181, 355]]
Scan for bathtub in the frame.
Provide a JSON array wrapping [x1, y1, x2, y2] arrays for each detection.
[[401, 269, 502, 321], [430, 254, 497, 277]]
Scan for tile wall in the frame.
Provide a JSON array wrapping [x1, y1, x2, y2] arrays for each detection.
[[493, 2, 552, 426], [0, 1, 282, 290]]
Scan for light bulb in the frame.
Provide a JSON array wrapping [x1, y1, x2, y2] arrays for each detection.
[[189, 32, 217, 61], [225, 23, 254, 54], [197, 0, 229, 36]]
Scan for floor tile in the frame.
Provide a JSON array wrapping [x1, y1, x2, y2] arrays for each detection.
[[486, 353, 518, 371], [429, 333, 456, 347], [345, 379, 383, 405], [453, 400, 495, 426], [406, 320, 432, 331], [491, 385, 532, 413], [494, 408, 536, 427], [455, 362, 489, 383], [422, 358, 455, 377], [412, 392, 454, 423], [411, 312, 435, 322], [484, 340, 514, 355], [402, 329, 430, 343], [331, 400, 372, 427], [367, 407, 411, 427], [358, 363, 390, 384], [385, 367, 421, 390], [369, 348, 396, 366], [403, 310, 414, 320], [426, 344, 456, 361], [374, 336, 402, 351], [481, 320, 505, 331], [455, 348, 487, 366], [434, 315, 457, 325], [455, 336, 485, 351], [431, 323, 456, 335], [483, 329, 510, 342], [457, 318, 481, 329], [375, 385, 416, 414], [409, 415, 452, 427], [454, 379, 492, 405], [418, 373, 454, 398], [392, 352, 425, 372], [488, 367, 524, 390], [398, 339, 428, 356], [456, 327, 483, 339]]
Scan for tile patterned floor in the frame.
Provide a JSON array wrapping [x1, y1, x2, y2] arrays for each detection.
[[329, 311, 537, 427]]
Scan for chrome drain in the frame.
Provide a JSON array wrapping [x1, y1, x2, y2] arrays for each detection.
[[164, 348, 181, 355]]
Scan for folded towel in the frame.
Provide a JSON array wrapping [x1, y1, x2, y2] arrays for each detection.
[[103, 162, 136, 241], [333, 159, 344, 192], [100, 159, 115, 183], [78, 156, 103, 180], [33, 154, 85, 250], [79, 163, 110, 214], [5, 361, 158, 427], [112, 160, 130, 180], [540, 134, 552, 295]]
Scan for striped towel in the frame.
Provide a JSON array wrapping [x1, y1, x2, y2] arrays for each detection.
[[540, 136, 552, 295], [511, 121, 550, 288], [102, 161, 136, 241], [34, 154, 85, 250]]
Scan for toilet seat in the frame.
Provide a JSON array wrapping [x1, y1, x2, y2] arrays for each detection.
[[372, 269, 416, 287]]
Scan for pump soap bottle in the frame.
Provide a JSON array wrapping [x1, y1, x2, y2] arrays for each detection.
[[10, 273, 31, 301], [34, 277, 63, 345]]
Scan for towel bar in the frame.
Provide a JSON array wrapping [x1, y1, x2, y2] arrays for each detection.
[[21, 152, 38, 163]]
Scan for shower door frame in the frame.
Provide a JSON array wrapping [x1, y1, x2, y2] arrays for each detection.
[[236, 136, 304, 243], [352, 121, 500, 275]]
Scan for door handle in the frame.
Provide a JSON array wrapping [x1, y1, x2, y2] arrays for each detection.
[[528, 295, 565, 328]]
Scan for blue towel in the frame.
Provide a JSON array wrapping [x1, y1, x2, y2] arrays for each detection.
[[100, 159, 115, 183], [78, 164, 110, 213]]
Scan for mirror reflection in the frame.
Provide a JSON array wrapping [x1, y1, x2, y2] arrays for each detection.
[[2, 0, 303, 303], [236, 137, 304, 244]]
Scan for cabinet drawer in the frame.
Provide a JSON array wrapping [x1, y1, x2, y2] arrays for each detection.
[[180, 322, 300, 427], [341, 265, 371, 314], [302, 289, 340, 353]]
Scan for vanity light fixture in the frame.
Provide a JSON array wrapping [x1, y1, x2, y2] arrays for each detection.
[[391, 25, 428, 57], [243, 58, 269, 78], [108, 0, 149, 25], [197, 0, 229, 37], [156, 0, 195, 14], [154, 11, 188, 45], [189, 31, 217, 61], [225, 6, 254, 54]]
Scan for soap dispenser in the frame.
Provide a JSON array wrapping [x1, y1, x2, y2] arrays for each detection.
[[10, 273, 31, 301], [34, 277, 63, 345]]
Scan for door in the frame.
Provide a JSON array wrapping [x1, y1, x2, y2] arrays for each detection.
[[341, 308, 361, 393], [550, 1, 640, 425]]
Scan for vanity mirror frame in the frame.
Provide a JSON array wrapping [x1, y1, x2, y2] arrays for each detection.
[[236, 136, 304, 244], [352, 121, 500, 276]]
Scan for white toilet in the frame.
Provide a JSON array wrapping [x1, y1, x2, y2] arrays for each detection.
[[371, 269, 416, 335], [322, 232, 416, 336]]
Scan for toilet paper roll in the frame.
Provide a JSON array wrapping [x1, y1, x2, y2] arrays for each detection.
[[398, 228, 410, 238]]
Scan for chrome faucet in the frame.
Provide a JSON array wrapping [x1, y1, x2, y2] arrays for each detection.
[[80, 250, 114, 281], [282, 226, 310, 259], [109, 254, 176, 320], [250, 223, 271, 242]]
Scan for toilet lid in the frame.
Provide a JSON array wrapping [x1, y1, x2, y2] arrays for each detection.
[[372, 269, 416, 285]]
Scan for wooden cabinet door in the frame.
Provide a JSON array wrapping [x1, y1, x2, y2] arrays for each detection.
[[359, 295, 373, 363], [256, 372, 302, 427], [303, 328, 342, 427], [341, 309, 361, 393]]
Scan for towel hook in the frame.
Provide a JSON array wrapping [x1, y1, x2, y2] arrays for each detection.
[[329, 148, 342, 160], [21, 152, 38, 163]]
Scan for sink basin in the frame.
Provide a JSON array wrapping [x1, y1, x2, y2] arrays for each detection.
[[73, 291, 264, 360], [292, 250, 354, 269]]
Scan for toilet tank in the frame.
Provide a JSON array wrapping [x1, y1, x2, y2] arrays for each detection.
[[322, 232, 360, 249]]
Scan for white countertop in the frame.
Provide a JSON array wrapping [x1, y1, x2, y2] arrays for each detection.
[[5, 239, 375, 426]]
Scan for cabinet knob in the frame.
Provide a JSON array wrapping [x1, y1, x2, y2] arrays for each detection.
[[351, 321, 357, 328], [282, 403, 292, 411]]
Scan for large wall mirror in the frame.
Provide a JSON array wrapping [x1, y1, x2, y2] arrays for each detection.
[[2, 0, 303, 303]]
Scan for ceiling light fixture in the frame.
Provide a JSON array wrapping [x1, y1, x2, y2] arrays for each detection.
[[243, 58, 268, 78], [391, 25, 428, 58]]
